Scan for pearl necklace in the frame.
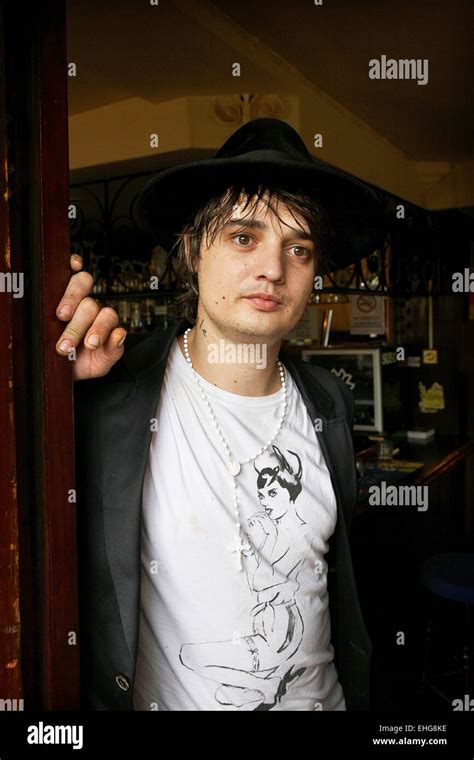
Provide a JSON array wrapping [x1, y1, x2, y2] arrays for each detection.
[[182, 327, 288, 571]]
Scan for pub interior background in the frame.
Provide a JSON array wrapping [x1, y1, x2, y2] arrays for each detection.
[[1, 0, 473, 713]]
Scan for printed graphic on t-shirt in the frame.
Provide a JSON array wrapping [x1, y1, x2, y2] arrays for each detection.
[[179, 444, 314, 711]]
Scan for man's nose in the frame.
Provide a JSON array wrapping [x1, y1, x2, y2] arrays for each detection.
[[255, 238, 286, 281]]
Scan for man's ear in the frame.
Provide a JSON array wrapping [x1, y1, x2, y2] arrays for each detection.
[[183, 232, 200, 274]]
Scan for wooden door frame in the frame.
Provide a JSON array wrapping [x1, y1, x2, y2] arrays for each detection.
[[1, 0, 79, 709], [0, 0, 22, 709]]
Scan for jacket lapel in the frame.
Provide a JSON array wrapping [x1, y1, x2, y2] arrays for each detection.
[[99, 320, 185, 660]]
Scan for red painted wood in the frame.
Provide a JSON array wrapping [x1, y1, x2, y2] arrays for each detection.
[[31, 0, 79, 709], [0, 7, 22, 705]]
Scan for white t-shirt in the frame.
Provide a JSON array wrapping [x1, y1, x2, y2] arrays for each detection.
[[133, 337, 345, 711]]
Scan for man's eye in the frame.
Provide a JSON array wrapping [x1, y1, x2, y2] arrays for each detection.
[[290, 246, 310, 258], [233, 234, 252, 246]]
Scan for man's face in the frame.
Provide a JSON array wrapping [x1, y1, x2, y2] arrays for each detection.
[[191, 192, 317, 342]]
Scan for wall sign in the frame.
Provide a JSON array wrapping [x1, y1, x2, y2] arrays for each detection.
[[350, 295, 385, 335]]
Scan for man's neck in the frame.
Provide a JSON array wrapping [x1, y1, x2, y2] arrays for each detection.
[[177, 323, 283, 397]]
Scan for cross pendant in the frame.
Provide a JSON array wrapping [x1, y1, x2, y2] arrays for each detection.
[[229, 533, 250, 571]]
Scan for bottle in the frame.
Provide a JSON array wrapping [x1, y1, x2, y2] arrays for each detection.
[[130, 301, 144, 332], [154, 299, 168, 332], [143, 298, 155, 331]]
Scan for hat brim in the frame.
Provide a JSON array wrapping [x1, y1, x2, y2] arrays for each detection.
[[138, 152, 387, 270]]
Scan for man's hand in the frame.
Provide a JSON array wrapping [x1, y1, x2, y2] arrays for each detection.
[[55, 254, 127, 381]]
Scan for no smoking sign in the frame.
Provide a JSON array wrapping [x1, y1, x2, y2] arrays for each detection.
[[356, 295, 377, 313], [351, 295, 385, 335]]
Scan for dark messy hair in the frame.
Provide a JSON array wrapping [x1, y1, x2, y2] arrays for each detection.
[[172, 183, 334, 324]]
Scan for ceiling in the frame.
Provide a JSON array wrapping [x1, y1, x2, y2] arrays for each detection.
[[67, 0, 473, 162]]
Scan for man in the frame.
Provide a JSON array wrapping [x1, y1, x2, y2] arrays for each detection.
[[57, 118, 385, 711]]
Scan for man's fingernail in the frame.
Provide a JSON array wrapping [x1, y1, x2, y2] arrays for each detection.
[[87, 334, 100, 347], [57, 305, 72, 318], [58, 339, 71, 353], [72, 254, 82, 262], [117, 334, 126, 348]]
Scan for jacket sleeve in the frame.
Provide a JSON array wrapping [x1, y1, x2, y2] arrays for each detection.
[[337, 375, 355, 432]]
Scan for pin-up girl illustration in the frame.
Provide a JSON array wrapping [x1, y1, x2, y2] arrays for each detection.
[[179, 445, 313, 710]]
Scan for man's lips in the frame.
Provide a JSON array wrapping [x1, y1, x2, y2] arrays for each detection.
[[243, 293, 283, 311], [245, 291, 281, 302]]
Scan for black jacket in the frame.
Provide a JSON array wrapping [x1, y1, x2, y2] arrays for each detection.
[[74, 317, 371, 710]]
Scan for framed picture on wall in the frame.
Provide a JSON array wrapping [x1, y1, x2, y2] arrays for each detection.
[[301, 348, 383, 432]]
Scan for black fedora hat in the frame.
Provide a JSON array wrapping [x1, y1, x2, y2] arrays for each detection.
[[138, 118, 387, 270]]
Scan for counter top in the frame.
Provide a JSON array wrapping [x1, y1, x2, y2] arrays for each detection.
[[394, 436, 474, 485], [355, 435, 474, 515]]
